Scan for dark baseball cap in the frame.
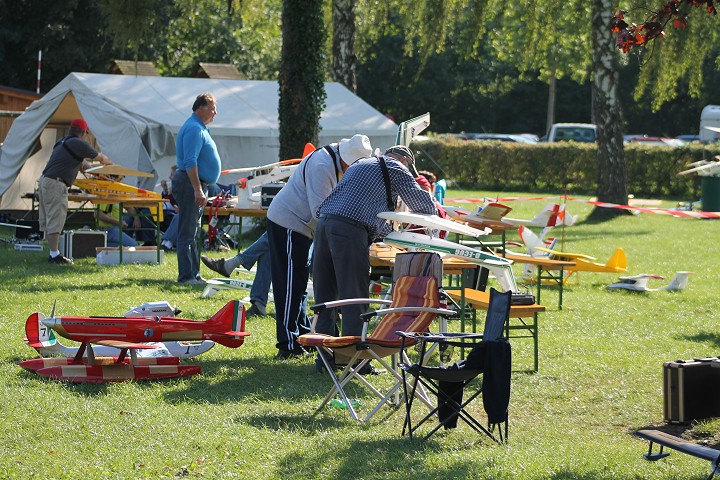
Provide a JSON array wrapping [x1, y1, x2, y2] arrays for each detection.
[[384, 145, 415, 163]]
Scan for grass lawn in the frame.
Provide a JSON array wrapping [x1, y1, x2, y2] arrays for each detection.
[[1, 189, 719, 479]]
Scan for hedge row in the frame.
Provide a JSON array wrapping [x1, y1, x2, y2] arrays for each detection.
[[411, 137, 720, 198]]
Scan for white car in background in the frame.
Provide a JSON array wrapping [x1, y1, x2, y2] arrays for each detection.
[[546, 123, 597, 143]]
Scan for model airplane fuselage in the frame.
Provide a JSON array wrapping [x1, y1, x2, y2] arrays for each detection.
[[24, 301, 216, 359], [222, 143, 314, 209], [20, 301, 247, 382], [37, 300, 247, 348], [606, 272, 693, 292], [444, 203, 514, 231]]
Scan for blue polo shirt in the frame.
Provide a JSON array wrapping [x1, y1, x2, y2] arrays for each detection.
[[176, 113, 221, 184]]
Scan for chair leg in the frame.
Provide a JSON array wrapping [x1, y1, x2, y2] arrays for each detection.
[[313, 347, 363, 421]]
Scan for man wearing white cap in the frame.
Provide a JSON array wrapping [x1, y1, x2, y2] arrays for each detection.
[[267, 134, 372, 359]]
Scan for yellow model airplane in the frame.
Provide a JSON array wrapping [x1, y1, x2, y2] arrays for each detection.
[[534, 246, 627, 274], [517, 225, 627, 282], [74, 165, 163, 221]]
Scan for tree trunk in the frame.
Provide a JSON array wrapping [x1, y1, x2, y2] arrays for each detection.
[[545, 74, 556, 137], [590, 0, 628, 217], [332, 0, 357, 93], [278, 0, 327, 160]]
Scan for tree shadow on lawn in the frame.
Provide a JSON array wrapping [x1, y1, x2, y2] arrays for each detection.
[[680, 331, 720, 349], [162, 356, 382, 406], [272, 435, 506, 479]]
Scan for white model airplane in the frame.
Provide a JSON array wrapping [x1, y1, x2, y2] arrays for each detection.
[[606, 272, 693, 292], [444, 202, 514, 231], [378, 211, 518, 292], [24, 301, 215, 359], [221, 143, 315, 209], [678, 155, 720, 177], [201, 276, 314, 303], [502, 203, 577, 228], [396, 112, 430, 147], [0, 222, 31, 229]]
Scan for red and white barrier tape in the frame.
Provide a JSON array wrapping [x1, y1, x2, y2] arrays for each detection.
[[445, 196, 720, 219]]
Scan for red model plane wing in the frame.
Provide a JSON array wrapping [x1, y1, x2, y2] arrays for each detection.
[[94, 340, 158, 350]]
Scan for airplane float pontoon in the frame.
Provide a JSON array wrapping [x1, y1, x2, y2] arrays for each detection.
[[19, 300, 248, 383], [378, 211, 519, 292], [606, 272, 693, 292]]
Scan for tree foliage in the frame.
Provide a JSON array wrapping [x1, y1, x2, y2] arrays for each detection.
[[0, 0, 117, 92]]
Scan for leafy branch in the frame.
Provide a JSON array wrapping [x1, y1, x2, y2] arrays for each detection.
[[611, 0, 716, 52]]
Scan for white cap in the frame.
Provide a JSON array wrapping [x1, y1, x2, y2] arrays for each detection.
[[338, 134, 372, 165]]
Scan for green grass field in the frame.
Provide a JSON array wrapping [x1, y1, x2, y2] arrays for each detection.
[[1, 190, 719, 479]]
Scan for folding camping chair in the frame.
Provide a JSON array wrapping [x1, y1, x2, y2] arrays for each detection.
[[298, 252, 456, 422], [398, 288, 512, 442]]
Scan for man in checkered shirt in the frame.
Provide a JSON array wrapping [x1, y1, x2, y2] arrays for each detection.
[[313, 145, 437, 341]]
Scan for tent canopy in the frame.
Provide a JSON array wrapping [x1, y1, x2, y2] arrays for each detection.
[[0, 72, 397, 210]]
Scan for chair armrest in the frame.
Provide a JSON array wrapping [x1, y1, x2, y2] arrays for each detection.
[[396, 331, 486, 345], [363, 306, 458, 320], [310, 297, 392, 313]]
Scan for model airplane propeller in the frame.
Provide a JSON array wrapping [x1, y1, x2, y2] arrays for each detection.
[[606, 272, 693, 292], [19, 300, 247, 383]]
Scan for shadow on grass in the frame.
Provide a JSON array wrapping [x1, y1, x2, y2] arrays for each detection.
[[273, 435, 501, 479], [162, 356, 357, 405], [681, 331, 720, 349]]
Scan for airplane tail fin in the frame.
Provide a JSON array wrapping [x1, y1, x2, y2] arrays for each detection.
[[518, 226, 548, 256], [302, 142, 316, 158], [205, 301, 248, 348], [24, 312, 59, 351], [659, 271, 693, 291], [605, 248, 628, 272]]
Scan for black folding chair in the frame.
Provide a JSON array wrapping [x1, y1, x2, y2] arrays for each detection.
[[398, 288, 512, 442]]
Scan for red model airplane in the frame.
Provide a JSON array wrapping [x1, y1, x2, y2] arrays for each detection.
[[20, 300, 248, 383]]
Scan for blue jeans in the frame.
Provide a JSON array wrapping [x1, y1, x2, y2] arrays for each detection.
[[162, 214, 179, 245], [103, 226, 138, 248], [172, 170, 205, 283], [237, 231, 271, 308]]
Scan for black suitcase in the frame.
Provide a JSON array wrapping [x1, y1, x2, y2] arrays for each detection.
[[663, 357, 720, 423]]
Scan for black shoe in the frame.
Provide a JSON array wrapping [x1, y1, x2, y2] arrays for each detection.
[[201, 255, 231, 277], [246, 303, 266, 318], [276, 345, 310, 359], [48, 254, 73, 265]]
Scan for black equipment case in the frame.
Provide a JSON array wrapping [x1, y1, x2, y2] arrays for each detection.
[[663, 357, 720, 423]]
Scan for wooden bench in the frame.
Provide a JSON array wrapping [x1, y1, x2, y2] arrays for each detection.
[[446, 288, 545, 372], [636, 429, 720, 479]]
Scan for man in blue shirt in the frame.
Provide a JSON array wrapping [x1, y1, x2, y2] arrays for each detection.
[[173, 93, 222, 285], [313, 145, 437, 343]]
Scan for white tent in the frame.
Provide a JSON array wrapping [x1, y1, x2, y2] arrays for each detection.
[[0, 72, 397, 210]]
